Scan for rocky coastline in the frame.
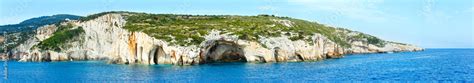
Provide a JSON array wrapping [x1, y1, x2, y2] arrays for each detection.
[[0, 12, 423, 65]]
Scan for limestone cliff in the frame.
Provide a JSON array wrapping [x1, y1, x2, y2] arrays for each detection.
[[7, 12, 423, 65]]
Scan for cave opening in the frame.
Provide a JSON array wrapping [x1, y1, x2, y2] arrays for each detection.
[[32, 53, 39, 61], [205, 41, 246, 63], [44, 52, 51, 61], [152, 45, 166, 64]]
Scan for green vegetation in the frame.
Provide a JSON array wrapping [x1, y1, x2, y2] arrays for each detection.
[[79, 11, 129, 21], [35, 23, 84, 51], [77, 11, 389, 48], [353, 33, 386, 47], [120, 12, 353, 47]]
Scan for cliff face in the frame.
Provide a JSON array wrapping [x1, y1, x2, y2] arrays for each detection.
[[8, 13, 423, 65]]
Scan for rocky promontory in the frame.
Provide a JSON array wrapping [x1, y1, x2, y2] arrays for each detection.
[[2, 12, 423, 65]]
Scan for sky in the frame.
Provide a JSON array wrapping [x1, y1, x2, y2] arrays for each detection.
[[0, 0, 473, 48]]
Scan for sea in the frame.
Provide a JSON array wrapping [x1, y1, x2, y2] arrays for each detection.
[[0, 49, 473, 82]]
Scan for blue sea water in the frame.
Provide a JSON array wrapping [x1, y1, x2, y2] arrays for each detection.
[[0, 49, 473, 82]]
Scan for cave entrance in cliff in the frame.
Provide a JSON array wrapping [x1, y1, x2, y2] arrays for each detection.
[[32, 53, 39, 61], [205, 40, 247, 63], [152, 46, 166, 64]]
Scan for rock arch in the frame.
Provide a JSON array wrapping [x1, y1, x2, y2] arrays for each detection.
[[43, 52, 51, 62], [32, 52, 39, 61], [203, 40, 246, 63], [274, 47, 280, 62], [149, 45, 169, 64]]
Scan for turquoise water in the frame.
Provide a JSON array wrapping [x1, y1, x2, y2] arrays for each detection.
[[1, 49, 473, 82]]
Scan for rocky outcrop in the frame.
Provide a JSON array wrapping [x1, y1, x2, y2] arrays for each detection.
[[6, 13, 423, 65]]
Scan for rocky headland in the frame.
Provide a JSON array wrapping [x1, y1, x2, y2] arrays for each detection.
[[1, 12, 423, 65]]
